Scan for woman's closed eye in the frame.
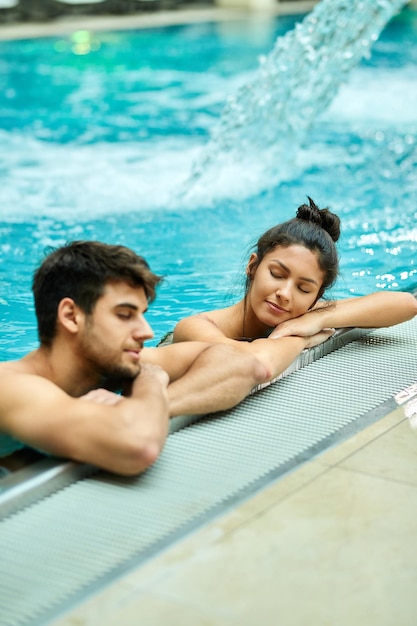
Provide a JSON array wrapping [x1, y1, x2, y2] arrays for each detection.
[[270, 270, 284, 279]]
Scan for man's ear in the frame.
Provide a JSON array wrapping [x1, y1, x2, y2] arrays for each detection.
[[246, 253, 258, 280], [57, 298, 83, 335]]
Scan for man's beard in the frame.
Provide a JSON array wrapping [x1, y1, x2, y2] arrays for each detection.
[[97, 363, 141, 395], [80, 319, 142, 391]]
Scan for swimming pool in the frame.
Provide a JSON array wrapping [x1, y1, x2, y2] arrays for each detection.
[[0, 5, 416, 355]]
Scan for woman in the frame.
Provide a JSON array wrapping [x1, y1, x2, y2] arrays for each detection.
[[173, 197, 417, 382]]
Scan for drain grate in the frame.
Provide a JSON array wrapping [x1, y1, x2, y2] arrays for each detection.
[[1, 318, 417, 626]]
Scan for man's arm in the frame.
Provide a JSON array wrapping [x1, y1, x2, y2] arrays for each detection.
[[0, 364, 170, 476], [143, 342, 268, 416], [142, 337, 331, 417]]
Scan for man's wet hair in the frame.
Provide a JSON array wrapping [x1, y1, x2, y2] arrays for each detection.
[[33, 240, 162, 346]]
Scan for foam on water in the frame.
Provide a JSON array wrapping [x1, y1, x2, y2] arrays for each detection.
[[0, 132, 198, 219], [1, 57, 415, 221], [1, 65, 416, 220]]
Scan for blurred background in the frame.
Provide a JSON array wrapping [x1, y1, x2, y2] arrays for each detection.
[[0, 0, 317, 24]]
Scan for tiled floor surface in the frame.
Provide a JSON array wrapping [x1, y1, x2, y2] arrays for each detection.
[[53, 405, 417, 626]]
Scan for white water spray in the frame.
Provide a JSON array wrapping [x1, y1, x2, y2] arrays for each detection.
[[181, 0, 409, 202]]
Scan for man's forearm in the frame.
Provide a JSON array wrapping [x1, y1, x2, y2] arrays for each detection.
[[167, 344, 267, 416]]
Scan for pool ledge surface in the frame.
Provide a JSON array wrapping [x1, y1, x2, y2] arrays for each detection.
[[51, 403, 417, 626], [2, 318, 417, 626]]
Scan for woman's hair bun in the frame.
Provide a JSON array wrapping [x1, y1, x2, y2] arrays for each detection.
[[296, 196, 341, 243]]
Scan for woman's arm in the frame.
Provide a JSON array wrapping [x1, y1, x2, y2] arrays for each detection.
[[246, 331, 334, 383], [172, 312, 333, 383], [269, 291, 417, 339]]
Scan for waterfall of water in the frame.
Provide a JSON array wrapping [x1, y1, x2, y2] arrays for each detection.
[[183, 0, 408, 202]]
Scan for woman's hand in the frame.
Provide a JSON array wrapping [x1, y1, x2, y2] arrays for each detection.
[[302, 328, 335, 349], [269, 310, 328, 339]]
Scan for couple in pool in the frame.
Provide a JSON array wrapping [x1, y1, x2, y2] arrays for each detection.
[[173, 196, 417, 379], [0, 197, 415, 476]]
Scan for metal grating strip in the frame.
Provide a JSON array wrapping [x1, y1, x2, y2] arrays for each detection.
[[0, 459, 96, 518], [1, 318, 417, 626]]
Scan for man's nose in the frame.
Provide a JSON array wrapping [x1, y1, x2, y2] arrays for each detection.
[[133, 317, 154, 341]]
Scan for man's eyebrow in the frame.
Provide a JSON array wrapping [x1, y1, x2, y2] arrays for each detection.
[[271, 259, 319, 286], [115, 303, 148, 313]]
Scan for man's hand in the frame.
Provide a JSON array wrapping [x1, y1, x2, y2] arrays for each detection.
[[131, 363, 170, 394], [81, 389, 123, 405]]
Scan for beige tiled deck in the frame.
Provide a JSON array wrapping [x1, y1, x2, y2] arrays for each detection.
[[52, 405, 417, 626]]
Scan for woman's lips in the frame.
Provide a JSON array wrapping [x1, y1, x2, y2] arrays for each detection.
[[266, 301, 289, 314]]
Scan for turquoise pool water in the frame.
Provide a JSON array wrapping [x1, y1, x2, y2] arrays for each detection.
[[0, 7, 416, 354]]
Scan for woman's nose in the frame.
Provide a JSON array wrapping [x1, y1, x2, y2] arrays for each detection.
[[276, 280, 292, 302]]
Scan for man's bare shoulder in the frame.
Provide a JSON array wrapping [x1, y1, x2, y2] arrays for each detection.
[[0, 357, 60, 403], [0, 359, 31, 376], [0, 353, 43, 382]]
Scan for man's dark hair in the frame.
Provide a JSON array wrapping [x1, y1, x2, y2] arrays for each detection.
[[32, 241, 162, 346]]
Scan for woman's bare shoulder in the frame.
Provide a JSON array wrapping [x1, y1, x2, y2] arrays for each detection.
[[173, 311, 224, 342], [174, 304, 242, 343]]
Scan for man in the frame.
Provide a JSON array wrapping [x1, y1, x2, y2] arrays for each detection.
[[0, 241, 269, 476]]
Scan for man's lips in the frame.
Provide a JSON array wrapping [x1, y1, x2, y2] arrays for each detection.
[[125, 348, 142, 361]]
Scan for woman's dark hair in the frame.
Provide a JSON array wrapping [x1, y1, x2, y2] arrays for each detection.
[[246, 197, 340, 300], [32, 240, 163, 346]]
